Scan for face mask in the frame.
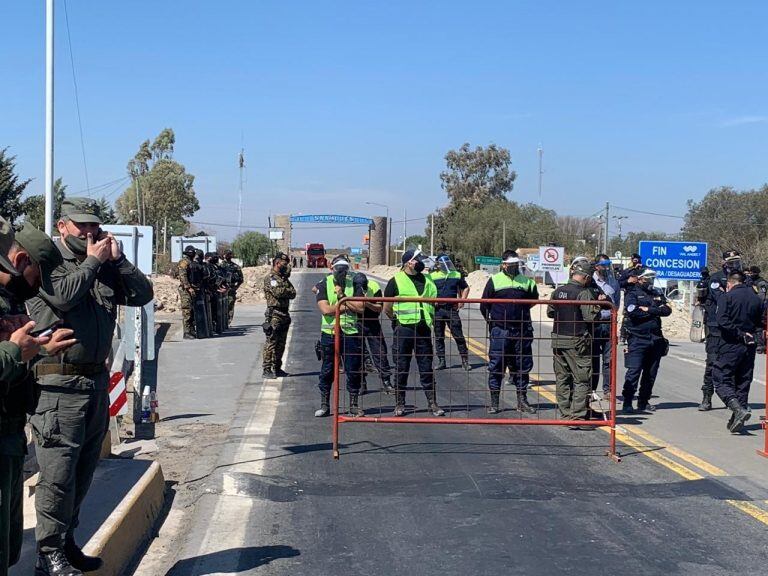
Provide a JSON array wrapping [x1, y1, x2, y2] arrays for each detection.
[[7, 273, 39, 301], [64, 235, 88, 256], [725, 260, 742, 273], [333, 267, 348, 286], [503, 264, 519, 278], [413, 260, 425, 273]]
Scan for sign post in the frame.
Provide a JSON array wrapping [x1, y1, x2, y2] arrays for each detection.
[[474, 256, 502, 275]]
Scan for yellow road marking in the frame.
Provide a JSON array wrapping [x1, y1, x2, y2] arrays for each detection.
[[458, 334, 768, 527]]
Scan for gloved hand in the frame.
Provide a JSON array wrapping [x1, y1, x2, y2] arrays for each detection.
[[262, 321, 273, 337]]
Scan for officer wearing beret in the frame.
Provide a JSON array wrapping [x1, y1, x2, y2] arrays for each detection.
[[696, 250, 743, 411], [0, 221, 76, 576], [26, 198, 154, 575]]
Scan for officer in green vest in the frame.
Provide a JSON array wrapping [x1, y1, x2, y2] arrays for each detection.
[[548, 260, 602, 428], [431, 254, 471, 371], [480, 250, 539, 414], [353, 272, 394, 394], [383, 249, 445, 417], [315, 255, 366, 417]]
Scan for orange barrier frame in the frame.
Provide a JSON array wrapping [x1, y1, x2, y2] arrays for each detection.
[[331, 296, 620, 462], [759, 316, 768, 458]]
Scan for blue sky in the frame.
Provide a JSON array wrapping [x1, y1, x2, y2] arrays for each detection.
[[2, 1, 767, 248]]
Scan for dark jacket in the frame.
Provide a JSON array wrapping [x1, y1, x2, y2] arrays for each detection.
[[624, 284, 672, 339], [480, 272, 538, 329], [716, 283, 764, 344]]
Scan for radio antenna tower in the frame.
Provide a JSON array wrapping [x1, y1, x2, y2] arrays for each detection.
[[237, 148, 245, 235]]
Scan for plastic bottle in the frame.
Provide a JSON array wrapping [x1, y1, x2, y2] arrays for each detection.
[[141, 386, 151, 423]]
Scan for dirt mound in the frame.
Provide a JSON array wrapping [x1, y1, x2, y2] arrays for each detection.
[[235, 265, 272, 304], [367, 265, 399, 280], [152, 274, 182, 313]]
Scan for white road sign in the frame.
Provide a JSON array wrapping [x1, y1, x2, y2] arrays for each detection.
[[539, 246, 565, 272]]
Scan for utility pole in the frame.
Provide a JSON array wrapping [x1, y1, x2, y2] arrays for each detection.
[[44, 0, 55, 236], [537, 144, 544, 201], [163, 217, 167, 255], [612, 215, 628, 239], [430, 214, 434, 257], [402, 208, 407, 252], [602, 202, 610, 255], [502, 220, 506, 253], [238, 149, 245, 236]]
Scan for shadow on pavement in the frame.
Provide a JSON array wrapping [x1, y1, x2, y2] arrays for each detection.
[[165, 545, 300, 576], [160, 413, 214, 423]]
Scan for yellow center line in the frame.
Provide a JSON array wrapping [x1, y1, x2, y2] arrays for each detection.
[[457, 333, 768, 527]]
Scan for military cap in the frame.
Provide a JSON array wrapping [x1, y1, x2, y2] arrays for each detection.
[[15, 223, 63, 273], [722, 249, 741, 261], [60, 197, 102, 224], [0, 216, 20, 276], [273, 252, 290, 264]]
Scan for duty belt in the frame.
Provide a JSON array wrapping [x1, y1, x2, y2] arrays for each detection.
[[268, 306, 290, 315], [34, 361, 107, 378]]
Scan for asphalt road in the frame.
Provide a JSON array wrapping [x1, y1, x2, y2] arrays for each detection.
[[137, 270, 768, 576]]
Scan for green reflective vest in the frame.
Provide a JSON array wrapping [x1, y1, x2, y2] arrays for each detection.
[[320, 275, 359, 335], [393, 271, 437, 326], [490, 271, 536, 292], [366, 279, 381, 297], [430, 270, 461, 282]]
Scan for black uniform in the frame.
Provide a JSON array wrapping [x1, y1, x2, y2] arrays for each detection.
[[712, 283, 763, 408], [699, 269, 728, 397], [622, 284, 671, 409]]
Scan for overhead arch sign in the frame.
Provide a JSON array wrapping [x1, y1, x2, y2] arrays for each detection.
[[290, 214, 373, 225]]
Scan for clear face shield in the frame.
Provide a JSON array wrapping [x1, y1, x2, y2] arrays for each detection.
[[724, 256, 743, 273], [502, 255, 521, 277], [332, 259, 351, 285], [437, 256, 456, 274]]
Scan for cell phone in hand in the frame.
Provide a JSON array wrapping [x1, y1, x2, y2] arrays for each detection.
[[33, 328, 53, 338]]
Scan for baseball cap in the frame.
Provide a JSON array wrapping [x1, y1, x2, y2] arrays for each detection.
[[60, 197, 102, 224], [0, 216, 20, 276]]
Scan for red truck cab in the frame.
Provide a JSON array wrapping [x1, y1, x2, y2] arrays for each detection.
[[306, 243, 328, 268]]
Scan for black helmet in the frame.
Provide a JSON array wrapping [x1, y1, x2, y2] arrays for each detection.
[[183, 245, 196, 257]]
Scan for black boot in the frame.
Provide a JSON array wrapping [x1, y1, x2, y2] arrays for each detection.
[[381, 378, 395, 395], [698, 392, 713, 411], [348, 393, 364, 417], [436, 357, 447, 370], [275, 367, 290, 378], [726, 398, 750, 433], [262, 367, 276, 379], [314, 392, 330, 417], [516, 391, 537, 414], [488, 390, 501, 414], [394, 391, 406, 417], [35, 549, 83, 576], [183, 331, 195, 340], [65, 537, 103, 572], [425, 389, 445, 416], [461, 357, 471, 372], [622, 400, 635, 414]]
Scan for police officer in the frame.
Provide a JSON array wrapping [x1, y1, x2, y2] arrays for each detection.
[[262, 253, 296, 379], [315, 255, 365, 417], [431, 254, 471, 371], [712, 271, 763, 433], [619, 253, 644, 290], [177, 245, 198, 339], [621, 268, 671, 414], [383, 250, 445, 417], [220, 250, 243, 323], [591, 254, 620, 397], [26, 198, 154, 575], [204, 252, 228, 334], [354, 272, 394, 394], [745, 265, 768, 353], [697, 250, 743, 411], [480, 250, 538, 414], [0, 220, 78, 576], [547, 260, 601, 428]]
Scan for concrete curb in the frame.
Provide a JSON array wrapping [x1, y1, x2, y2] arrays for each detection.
[[82, 461, 166, 576]]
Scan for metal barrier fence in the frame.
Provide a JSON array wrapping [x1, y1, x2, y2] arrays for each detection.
[[760, 346, 768, 458], [331, 296, 620, 461]]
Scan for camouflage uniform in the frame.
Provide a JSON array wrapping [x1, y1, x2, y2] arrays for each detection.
[[221, 259, 243, 322], [177, 253, 196, 337], [262, 270, 296, 374]]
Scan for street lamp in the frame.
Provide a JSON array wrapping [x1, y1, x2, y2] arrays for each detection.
[[365, 201, 390, 266]]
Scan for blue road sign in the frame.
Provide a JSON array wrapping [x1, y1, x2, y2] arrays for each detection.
[[290, 214, 373, 225], [639, 241, 708, 281]]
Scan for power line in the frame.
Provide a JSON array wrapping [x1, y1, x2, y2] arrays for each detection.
[[63, 0, 90, 195], [611, 204, 685, 220]]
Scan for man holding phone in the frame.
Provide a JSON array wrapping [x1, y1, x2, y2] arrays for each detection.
[[0, 219, 77, 576], [25, 198, 154, 575]]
